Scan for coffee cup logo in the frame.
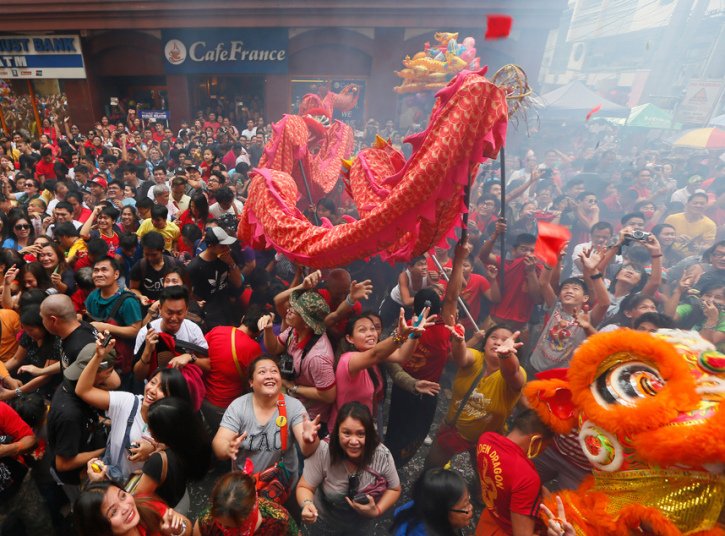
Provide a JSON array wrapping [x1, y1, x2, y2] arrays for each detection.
[[165, 39, 186, 65]]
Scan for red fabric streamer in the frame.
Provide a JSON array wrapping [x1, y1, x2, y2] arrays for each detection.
[[585, 104, 602, 121], [485, 14, 513, 39], [534, 221, 571, 267]]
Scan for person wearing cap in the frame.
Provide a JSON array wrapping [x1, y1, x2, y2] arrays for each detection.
[[46, 337, 117, 491], [186, 226, 244, 329], [185, 164, 203, 190], [670, 174, 705, 205], [88, 175, 108, 208], [665, 191, 717, 257], [263, 271, 337, 428]]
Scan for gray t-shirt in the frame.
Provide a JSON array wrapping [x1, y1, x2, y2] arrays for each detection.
[[220, 393, 305, 481], [529, 302, 587, 373], [303, 441, 400, 533]]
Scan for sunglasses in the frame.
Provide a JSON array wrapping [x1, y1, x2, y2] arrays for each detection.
[[14, 224, 30, 230]]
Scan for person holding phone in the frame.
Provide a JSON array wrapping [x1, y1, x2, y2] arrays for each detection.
[[296, 402, 401, 535]]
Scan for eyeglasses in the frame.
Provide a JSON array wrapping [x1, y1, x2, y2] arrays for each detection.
[[711, 251, 725, 259], [347, 473, 360, 499], [449, 497, 473, 514], [14, 224, 30, 230]]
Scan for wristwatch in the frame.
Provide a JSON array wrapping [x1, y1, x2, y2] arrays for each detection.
[[14, 388, 22, 398], [189, 353, 197, 364], [288, 384, 299, 396]]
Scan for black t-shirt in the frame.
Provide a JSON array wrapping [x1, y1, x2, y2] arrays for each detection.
[[142, 449, 187, 506], [187, 255, 242, 328], [129, 256, 181, 301], [60, 322, 97, 373], [47, 381, 105, 485]]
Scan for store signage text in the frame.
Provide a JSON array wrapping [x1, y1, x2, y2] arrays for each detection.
[[0, 34, 86, 79]]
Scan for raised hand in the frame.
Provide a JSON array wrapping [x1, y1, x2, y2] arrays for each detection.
[[540, 496, 575, 536], [86, 458, 108, 482], [399, 306, 437, 339], [495, 330, 522, 358], [302, 270, 322, 290], [349, 279, 373, 302], [415, 380, 441, 396], [578, 247, 602, 274], [3, 265, 18, 286], [159, 508, 186, 536], [257, 313, 275, 331]]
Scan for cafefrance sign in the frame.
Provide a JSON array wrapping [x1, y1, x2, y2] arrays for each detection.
[[0, 35, 86, 79], [162, 29, 288, 74]]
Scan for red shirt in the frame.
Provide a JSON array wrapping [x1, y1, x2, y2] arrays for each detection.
[[0, 402, 33, 443], [401, 322, 451, 382], [490, 257, 541, 324], [461, 273, 491, 327], [77, 207, 92, 224], [477, 432, 542, 533], [34, 158, 57, 180], [204, 326, 262, 408]]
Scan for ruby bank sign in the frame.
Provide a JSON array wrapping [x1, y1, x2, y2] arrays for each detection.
[[162, 29, 288, 74]]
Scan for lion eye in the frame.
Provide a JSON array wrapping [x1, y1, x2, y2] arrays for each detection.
[[593, 362, 665, 407]]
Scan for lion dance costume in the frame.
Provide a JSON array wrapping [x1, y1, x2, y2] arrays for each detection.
[[239, 67, 508, 268], [525, 329, 725, 535]]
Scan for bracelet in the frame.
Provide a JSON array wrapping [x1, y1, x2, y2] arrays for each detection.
[[302, 498, 314, 507], [390, 329, 405, 346], [589, 273, 604, 280], [15, 388, 22, 398], [651, 254, 663, 258], [345, 294, 355, 307], [703, 323, 718, 330], [544, 265, 553, 271], [288, 384, 298, 396]]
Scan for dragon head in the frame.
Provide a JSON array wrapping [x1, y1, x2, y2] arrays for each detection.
[[525, 329, 725, 473]]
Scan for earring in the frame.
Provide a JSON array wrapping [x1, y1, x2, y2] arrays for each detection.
[[527, 434, 543, 459]]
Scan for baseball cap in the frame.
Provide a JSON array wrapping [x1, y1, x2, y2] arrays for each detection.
[[91, 176, 108, 189], [205, 226, 237, 246], [185, 164, 200, 172], [63, 342, 116, 381]]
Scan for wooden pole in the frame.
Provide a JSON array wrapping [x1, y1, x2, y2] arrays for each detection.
[[27, 80, 42, 138], [0, 104, 7, 135], [499, 146, 506, 294]]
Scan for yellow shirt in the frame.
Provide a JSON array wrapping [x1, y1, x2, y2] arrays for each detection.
[[0, 309, 20, 362], [664, 212, 716, 256], [67, 239, 88, 260], [136, 218, 180, 252], [446, 349, 525, 443]]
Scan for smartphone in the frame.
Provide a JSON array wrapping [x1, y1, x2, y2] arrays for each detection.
[[353, 493, 370, 505], [126, 441, 140, 453], [102, 331, 113, 348]]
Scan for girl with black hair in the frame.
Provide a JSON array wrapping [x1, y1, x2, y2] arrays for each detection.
[[76, 336, 191, 483], [2, 305, 61, 400], [330, 309, 433, 429], [3, 213, 36, 255], [391, 468, 472, 535], [297, 402, 401, 535], [134, 397, 211, 515], [598, 293, 658, 332], [73, 480, 191, 536]]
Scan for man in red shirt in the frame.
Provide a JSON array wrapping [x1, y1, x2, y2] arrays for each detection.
[[461, 256, 499, 333], [478, 223, 544, 337], [475, 409, 553, 535], [201, 309, 263, 433], [203, 112, 221, 134], [34, 147, 57, 180]]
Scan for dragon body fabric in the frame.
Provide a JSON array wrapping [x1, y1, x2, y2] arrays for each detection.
[[525, 329, 725, 535], [239, 67, 508, 268], [260, 84, 359, 201]]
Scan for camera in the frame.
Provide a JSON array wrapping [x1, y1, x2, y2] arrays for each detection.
[[623, 230, 651, 245], [279, 353, 296, 381]]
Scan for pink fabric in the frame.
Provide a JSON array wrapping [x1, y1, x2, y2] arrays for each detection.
[[329, 352, 383, 428]]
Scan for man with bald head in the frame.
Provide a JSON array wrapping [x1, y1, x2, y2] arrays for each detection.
[[40, 294, 98, 372]]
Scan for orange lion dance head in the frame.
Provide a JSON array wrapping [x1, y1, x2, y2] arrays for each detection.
[[525, 329, 725, 535]]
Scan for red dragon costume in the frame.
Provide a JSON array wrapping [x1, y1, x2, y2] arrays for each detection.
[[525, 329, 725, 535], [238, 67, 508, 268]]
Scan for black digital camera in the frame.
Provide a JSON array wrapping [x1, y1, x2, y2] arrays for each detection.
[[279, 353, 296, 381]]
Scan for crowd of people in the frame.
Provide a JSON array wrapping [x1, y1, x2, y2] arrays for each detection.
[[0, 102, 722, 536]]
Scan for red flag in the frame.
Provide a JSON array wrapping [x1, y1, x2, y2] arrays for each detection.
[[485, 14, 513, 39], [585, 104, 602, 121], [534, 221, 571, 267]]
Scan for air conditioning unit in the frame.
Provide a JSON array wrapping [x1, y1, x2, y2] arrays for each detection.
[[568, 42, 587, 71]]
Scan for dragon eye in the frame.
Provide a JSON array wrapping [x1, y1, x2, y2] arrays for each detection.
[[592, 361, 665, 407]]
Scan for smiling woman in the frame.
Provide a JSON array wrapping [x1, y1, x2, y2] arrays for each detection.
[[73, 481, 192, 536]]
